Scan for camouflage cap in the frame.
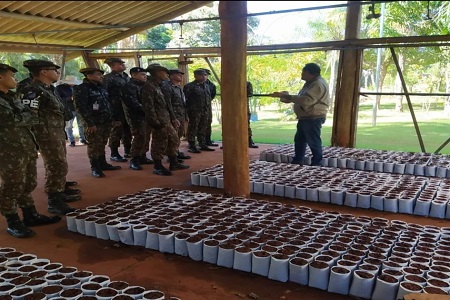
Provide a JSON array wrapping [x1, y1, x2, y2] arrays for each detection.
[[0, 63, 18, 73], [23, 59, 61, 70], [168, 69, 184, 75], [145, 63, 169, 74], [79, 67, 105, 75], [129, 67, 148, 74], [194, 68, 208, 75], [104, 57, 125, 65]]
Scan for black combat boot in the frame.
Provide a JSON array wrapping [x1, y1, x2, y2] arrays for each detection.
[[99, 155, 121, 171], [129, 157, 143, 170], [64, 186, 81, 195], [65, 181, 77, 187], [199, 144, 215, 151], [140, 154, 154, 165], [169, 156, 190, 171], [5, 213, 35, 238], [124, 146, 131, 158], [90, 158, 105, 178], [64, 194, 82, 202], [48, 192, 76, 215], [188, 143, 201, 153], [177, 151, 191, 160], [22, 205, 61, 227], [153, 160, 172, 176], [249, 137, 259, 148], [110, 147, 127, 162], [206, 138, 219, 147]]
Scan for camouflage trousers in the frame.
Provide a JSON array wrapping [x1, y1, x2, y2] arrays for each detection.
[[129, 121, 152, 158], [0, 152, 37, 216], [36, 128, 68, 194], [144, 122, 153, 154], [108, 118, 132, 150], [187, 109, 209, 146], [150, 123, 179, 161], [84, 122, 111, 159], [176, 118, 187, 140]]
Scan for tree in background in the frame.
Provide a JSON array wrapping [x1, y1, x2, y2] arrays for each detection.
[[137, 25, 173, 50]]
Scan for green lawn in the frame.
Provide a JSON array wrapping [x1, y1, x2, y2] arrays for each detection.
[[211, 104, 450, 154]]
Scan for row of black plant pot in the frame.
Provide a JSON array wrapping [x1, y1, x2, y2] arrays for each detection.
[[191, 161, 450, 219], [259, 145, 450, 178], [65, 188, 450, 300]]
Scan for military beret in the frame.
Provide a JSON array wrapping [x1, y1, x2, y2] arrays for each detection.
[[0, 63, 18, 73], [23, 59, 61, 70], [194, 69, 208, 75], [129, 67, 147, 74], [104, 57, 125, 65], [146, 63, 169, 74], [168, 69, 184, 75], [79, 67, 105, 75]]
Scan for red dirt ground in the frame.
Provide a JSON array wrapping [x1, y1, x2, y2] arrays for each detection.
[[1, 141, 448, 300]]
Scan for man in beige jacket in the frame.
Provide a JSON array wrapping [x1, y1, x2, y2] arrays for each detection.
[[271, 63, 330, 166]]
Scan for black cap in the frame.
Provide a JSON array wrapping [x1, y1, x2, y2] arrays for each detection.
[[23, 59, 61, 70], [79, 67, 105, 75], [0, 63, 18, 73], [202, 68, 211, 75], [303, 63, 321, 76], [130, 67, 147, 74], [168, 69, 184, 75], [193, 69, 208, 76], [104, 57, 125, 65], [146, 63, 169, 74]]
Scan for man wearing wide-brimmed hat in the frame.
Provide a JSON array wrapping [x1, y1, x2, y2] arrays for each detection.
[[141, 64, 189, 176], [183, 68, 215, 153], [103, 57, 132, 163], [56, 75, 86, 147], [18, 59, 77, 215], [161, 69, 191, 161]]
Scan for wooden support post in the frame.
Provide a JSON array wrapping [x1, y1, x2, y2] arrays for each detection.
[[60, 50, 67, 80], [219, 1, 249, 197], [331, 2, 362, 148], [81, 50, 99, 68], [178, 54, 190, 86], [133, 53, 142, 67]]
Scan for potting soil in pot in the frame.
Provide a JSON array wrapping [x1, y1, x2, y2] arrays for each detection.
[[64, 187, 450, 300], [0, 246, 177, 299]]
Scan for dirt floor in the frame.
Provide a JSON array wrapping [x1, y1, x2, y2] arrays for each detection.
[[1, 140, 448, 300]]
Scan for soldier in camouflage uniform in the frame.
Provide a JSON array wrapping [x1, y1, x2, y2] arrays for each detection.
[[0, 63, 61, 238], [19, 59, 76, 215], [141, 64, 189, 176], [122, 67, 154, 171], [74, 67, 121, 178], [161, 69, 191, 160], [16, 73, 33, 94], [202, 69, 219, 147], [103, 57, 132, 162], [183, 69, 215, 153]]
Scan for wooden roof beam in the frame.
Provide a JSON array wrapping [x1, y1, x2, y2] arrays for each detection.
[[65, 1, 213, 61], [0, 9, 124, 28]]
